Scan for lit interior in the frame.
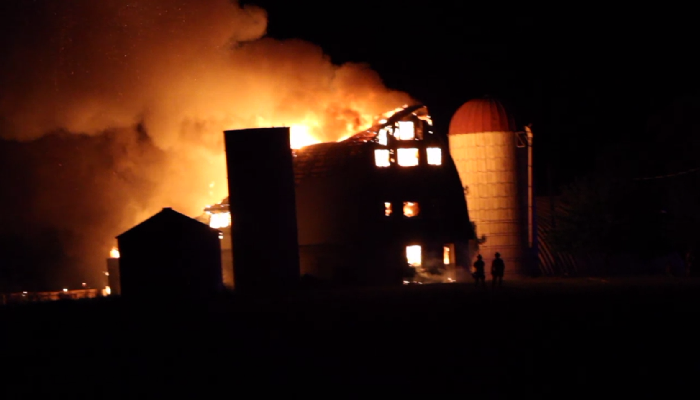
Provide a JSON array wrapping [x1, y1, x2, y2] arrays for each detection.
[[397, 148, 419, 166], [378, 127, 390, 146], [427, 147, 442, 165], [109, 247, 120, 259], [406, 245, 422, 267], [384, 202, 392, 216], [443, 246, 450, 264], [396, 121, 415, 140], [403, 202, 419, 217], [374, 149, 391, 167], [209, 212, 231, 229]]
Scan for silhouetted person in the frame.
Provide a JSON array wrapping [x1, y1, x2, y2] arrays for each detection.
[[472, 254, 485, 287], [492, 252, 505, 287], [685, 249, 694, 277]]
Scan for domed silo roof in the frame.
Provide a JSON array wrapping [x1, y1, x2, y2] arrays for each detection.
[[448, 97, 516, 135]]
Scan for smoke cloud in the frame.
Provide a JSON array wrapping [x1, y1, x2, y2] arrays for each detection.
[[0, 0, 412, 290]]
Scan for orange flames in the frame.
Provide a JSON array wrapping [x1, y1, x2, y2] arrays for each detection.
[[0, 0, 414, 282], [290, 125, 319, 150], [203, 104, 417, 212]]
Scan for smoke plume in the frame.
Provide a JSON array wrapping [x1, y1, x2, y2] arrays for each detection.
[[0, 0, 412, 290]]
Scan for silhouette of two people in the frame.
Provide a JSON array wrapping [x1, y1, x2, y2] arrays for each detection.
[[472, 252, 506, 287]]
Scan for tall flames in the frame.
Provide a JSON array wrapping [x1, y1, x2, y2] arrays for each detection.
[[0, 0, 413, 287]]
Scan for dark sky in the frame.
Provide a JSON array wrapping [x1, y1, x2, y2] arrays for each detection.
[[249, 0, 698, 191]]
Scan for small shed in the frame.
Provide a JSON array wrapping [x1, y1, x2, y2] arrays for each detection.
[[116, 207, 223, 299]]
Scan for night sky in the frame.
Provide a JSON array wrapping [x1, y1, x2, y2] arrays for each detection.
[[251, 0, 698, 191]]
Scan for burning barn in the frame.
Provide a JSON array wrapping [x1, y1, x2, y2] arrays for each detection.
[[294, 105, 475, 284], [199, 105, 477, 286]]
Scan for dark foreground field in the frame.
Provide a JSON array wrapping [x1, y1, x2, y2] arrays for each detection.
[[2, 277, 700, 397]]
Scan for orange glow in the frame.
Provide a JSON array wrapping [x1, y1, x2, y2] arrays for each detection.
[[110, 247, 120, 259], [443, 246, 450, 264], [384, 202, 392, 216], [403, 202, 419, 217]]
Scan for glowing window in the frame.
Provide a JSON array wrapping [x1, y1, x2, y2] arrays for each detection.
[[406, 245, 422, 267], [109, 247, 120, 259], [397, 148, 419, 166], [374, 149, 390, 167], [209, 212, 231, 229], [403, 202, 419, 217], [426, 147, 442, 165], [396, 121, 415, 140], [378, 127, 390, 146], [443, 245, 451, 265], [384, 202, 392, 216]]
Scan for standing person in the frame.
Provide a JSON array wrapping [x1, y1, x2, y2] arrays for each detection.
[[492, 252, 505, 287], [472, 254, 485, 287]]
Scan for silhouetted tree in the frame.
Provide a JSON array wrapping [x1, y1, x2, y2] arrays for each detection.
[[549, 144, 665, 275], [549, 97, 700, 276], [638, 97, 700, 265], [550, 175, 619, 274]]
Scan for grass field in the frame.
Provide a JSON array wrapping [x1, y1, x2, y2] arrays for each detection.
[[2, 277, 699, 397]]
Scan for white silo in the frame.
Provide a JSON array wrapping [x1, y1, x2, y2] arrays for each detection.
[[448, 97, 530, 279]]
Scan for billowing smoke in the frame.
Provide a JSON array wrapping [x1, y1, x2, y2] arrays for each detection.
[[0, 0, 412, 290]]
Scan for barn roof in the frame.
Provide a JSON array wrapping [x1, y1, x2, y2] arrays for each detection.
[[292, 139, 370, 184]]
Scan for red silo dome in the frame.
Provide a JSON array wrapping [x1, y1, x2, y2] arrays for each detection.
[[448, 97, 516, 134]]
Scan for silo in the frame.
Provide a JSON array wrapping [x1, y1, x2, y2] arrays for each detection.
[[224, 127, 300, 291], [448, 97, 526, 279]]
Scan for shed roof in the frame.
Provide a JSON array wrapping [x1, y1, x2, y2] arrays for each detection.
[[117, 207, 221, 240]]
